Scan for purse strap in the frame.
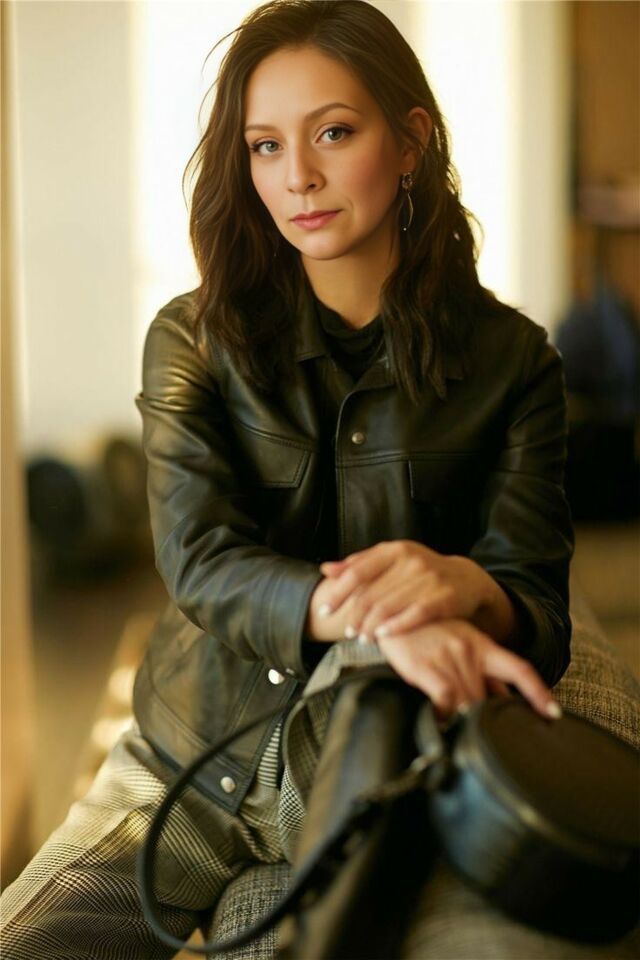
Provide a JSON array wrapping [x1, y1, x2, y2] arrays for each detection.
[[138, 667, 441, 956]]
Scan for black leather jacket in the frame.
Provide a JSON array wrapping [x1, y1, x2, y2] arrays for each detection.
[[133, 284, 574, 813]]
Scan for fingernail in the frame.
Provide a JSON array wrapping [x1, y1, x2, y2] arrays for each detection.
[[318, 603, 333, 618], [374, 624, 390, 638], [357, 633, 372, 645], [344, 625, 357, 639], [457, 702, 470, 715], [546, 701, 563, 719]]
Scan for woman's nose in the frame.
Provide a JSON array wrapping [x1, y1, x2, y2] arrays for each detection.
[[286, 147, 324, 193]]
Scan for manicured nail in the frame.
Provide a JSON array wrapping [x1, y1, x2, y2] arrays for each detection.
[[318, 603, 332, 618], [344, 625, 357, 639], [546, 701, 563, 719], [374, 624, 390, 638], [357, 633, 372, 645]]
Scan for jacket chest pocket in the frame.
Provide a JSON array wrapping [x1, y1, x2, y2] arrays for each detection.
[[408, 456, 484, 555], [231, 419, 312, 487], [231, 420, 313, 550]]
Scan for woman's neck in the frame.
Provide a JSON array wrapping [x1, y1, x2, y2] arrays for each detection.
[[301, 240, 399, 330]]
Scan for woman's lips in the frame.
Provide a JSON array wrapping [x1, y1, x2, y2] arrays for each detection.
[[291, 210, 340, 230]]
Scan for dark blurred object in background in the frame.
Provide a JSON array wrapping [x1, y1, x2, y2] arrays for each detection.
[[26, 433, 153, 589], [555, 281, 640, 522], [564, 2, 640, 524]]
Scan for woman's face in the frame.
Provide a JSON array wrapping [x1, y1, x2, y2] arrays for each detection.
[[243, 45, 413, 265]]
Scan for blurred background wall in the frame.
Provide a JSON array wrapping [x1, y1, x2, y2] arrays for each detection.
[[2, 0, 37, 880], [2, 0, 638, 892]]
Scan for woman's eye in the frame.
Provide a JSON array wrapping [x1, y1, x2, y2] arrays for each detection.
[[249, 126, 352, 156], [320, 125, 352, 143], [250, 140, 280, 156]]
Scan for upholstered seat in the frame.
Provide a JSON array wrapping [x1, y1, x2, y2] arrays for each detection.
[[204, 576, 640, 960]]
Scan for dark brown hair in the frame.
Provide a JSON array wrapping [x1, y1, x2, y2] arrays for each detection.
[[185, 0, 514, 402]]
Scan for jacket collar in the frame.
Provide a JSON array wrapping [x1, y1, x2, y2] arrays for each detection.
[[292, 277, 466, 383]]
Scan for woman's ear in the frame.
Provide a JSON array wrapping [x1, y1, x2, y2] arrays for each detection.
[[402, 107, 433, 171]]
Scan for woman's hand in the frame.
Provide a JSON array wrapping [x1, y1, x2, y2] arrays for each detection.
[[376, 618, 562, 722], [318, 540, 517, 644], [305, 575, 362, 642]]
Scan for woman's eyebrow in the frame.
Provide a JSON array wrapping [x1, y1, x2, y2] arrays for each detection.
[[244, 102, 362, 133]]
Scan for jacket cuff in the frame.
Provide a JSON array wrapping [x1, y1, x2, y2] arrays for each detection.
[[261, 561, 324, 682], [492, 578, 571, 688]]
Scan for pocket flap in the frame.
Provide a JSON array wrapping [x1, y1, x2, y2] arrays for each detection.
[[233, 421, 311, 488]]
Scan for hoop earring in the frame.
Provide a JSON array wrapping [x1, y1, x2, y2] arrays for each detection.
[[400, 172, 415, 232]]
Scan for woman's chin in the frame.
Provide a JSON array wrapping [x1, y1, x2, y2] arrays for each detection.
[[294, 235, 361, 263]]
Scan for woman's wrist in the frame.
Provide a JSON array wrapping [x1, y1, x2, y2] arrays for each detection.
[[471, 569, 519, 644]]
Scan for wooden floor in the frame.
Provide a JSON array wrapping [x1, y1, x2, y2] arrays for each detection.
[[29, 556, 166, 847]]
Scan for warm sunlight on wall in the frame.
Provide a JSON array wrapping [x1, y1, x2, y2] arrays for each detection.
[[414, 0, 570, 329], [417, 1, 517, 300], [130, 1, 256, 379]]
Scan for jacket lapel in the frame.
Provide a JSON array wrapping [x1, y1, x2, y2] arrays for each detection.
[[292, 277, 466, 390]]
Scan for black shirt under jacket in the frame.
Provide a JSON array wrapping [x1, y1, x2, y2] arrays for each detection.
[[307, 295, 385, 566]]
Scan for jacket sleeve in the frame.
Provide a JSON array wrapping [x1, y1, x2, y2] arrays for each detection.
[[469, 321, 575, 688], [135, 299, 323, 680]]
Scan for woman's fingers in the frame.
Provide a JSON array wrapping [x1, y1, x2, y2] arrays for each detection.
[[323, 552, 481, 640], [370, 589, 457, 640], [376, 617, 561, 722], [394, 656, 458, 718], [316, 557, 387, 616], [420, 630, 486, 711], [377, 632, 480, 718], [444, 636, 486, 706], [378, 619, 561, 722], [319, 545, 383, 578], [486, 677, 514, 699], [353, 582, 435, 640], [330, 571, 455, 640], [319, 557, 354, 576], [482, 644, 560, 719], [320, 542, 403, 576]]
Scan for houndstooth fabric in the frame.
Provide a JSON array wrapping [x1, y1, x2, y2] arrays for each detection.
[[0, 639, 385, 960], [0, 721, 285, 960], [278, 638, 389, 860]]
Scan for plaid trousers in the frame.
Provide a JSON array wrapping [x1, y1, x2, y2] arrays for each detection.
[[0, 641, 386, 960]]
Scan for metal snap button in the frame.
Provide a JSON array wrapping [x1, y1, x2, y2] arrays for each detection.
[[268, 668, 286, 685], [220, 776, 237, 794], [350, 431, 366, 445]]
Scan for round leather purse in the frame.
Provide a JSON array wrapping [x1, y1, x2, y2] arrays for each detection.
[[414, 694, 639, 943], [139, 668, 639, 955]]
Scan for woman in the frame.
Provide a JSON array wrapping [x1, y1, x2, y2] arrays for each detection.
[[1, 1, 573, 957]]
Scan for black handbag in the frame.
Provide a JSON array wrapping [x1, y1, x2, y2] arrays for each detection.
[[414, 690, 639, 943], [138, 668, 640, 956]]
